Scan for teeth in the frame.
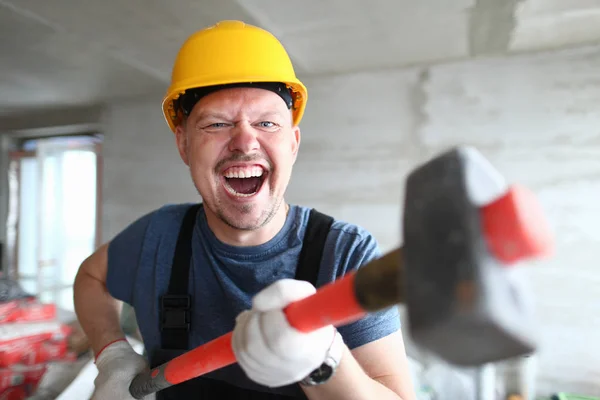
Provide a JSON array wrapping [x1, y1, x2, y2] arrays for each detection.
[[223, 166, 264, 179], [222, 166, 266, 197]]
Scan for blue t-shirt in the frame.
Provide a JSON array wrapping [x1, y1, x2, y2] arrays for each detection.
[[106, 203, 400, 395]]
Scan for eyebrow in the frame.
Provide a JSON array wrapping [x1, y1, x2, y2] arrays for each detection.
[[194, 111, 231, 121], [256, 111, 286, 120], [195, 109, 286, 122]]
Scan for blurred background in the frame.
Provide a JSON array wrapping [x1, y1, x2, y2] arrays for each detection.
[[0, 0, 599, 399]]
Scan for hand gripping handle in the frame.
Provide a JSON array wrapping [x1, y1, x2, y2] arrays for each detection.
[[129, 249, 404, 398]]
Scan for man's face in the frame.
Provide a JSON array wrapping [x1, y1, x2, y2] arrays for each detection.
[[174, 87, 300, 231]]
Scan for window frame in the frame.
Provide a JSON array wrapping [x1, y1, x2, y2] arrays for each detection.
[[5, 135, 103, 304]]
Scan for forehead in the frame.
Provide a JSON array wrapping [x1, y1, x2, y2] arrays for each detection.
[[190, 87, 289, 118]]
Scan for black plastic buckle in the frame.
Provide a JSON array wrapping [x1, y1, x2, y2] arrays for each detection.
[[160, 294, 191, 331]]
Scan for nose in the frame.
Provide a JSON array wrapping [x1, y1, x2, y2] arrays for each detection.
[[228, 122, 260, 154]]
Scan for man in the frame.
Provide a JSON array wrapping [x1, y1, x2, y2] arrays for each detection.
[[74, 20, 416, 400]]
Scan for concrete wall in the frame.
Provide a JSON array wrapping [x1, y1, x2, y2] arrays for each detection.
[[99, 98, 199, 242], [100, 45, 600, 396]]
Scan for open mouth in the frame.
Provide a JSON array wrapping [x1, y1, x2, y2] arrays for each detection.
[[223, 166, 267, 197]]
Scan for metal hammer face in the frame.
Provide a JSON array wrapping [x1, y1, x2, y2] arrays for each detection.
[[402, 146, 553, 366]]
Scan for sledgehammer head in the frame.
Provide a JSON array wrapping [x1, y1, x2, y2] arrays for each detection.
[[403, 146, 553, 366]]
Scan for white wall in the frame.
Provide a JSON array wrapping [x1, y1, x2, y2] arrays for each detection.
[[100, 45, 600, 396], [418, 46, 600, 396], [100, 98, 198, 242]]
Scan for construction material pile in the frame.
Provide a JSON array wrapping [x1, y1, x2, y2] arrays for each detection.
[[0, 278, 89, 399]]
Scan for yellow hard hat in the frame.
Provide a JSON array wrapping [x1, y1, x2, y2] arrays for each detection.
[[162, 20, 307, 132]]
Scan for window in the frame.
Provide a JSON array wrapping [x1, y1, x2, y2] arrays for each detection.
[[6, 134, 102, 311]]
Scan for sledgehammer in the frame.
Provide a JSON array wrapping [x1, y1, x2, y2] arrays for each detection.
[[128, 146, 554, 399]]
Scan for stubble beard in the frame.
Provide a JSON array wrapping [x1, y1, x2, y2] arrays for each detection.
[[192, 174, 284, 231], [217, 194, 283, 231]]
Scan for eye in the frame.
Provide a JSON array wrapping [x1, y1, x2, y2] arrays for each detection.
[[198, 122, 229, 131], [257, 121, 276, 128]]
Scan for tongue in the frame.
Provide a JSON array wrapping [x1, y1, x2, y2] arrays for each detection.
[[227, 177, 261, 195]]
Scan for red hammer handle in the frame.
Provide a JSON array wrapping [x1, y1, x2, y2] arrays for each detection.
[[128, 268, 381, 398]]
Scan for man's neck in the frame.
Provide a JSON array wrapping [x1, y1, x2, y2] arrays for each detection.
[[205, 203, 289, 247]]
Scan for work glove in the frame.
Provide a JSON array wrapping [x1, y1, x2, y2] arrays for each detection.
[[232, 279, 344, 388], [92, 339, 155, 400]]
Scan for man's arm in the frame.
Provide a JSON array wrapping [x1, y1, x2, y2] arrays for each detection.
[[73, 242, 125, 355], [74, 242, 154, 400], [299, 223, 417, 399], [74, 210, 153, 355], [231, 278, 417, 399], [301, 330, 417, 400]]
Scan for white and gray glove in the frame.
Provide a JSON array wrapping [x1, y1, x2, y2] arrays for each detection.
[[232, 279, 344, 388], [92, 339, 155, 400]]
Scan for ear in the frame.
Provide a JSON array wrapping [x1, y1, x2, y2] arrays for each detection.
[[291, 125, 301, 163], [174, 124, 190, 166]]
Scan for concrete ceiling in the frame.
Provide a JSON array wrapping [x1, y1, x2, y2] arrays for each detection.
[[1, 0, 600, 117]]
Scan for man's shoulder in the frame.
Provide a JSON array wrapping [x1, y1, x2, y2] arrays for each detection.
[[327, 218, 380, 266], [141, 202, 200, 229], [154, 202, 200, 218], [109, 202, 200, 248], [329, 219, 373, 244], [293, 208, 400, 348], [292, 205, 380, 278], [295, 206, 375, 247], [294, 205, 373, 238], [106, 202, 201, 301]]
